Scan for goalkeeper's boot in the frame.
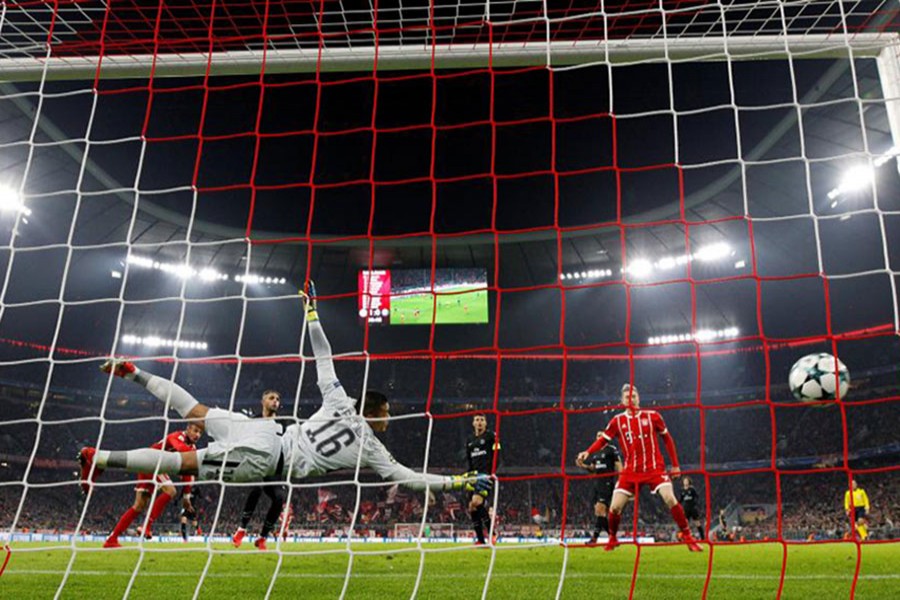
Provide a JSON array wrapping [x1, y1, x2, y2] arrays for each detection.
[[254, 537, 268, 551], [683, 532, 703, 552], [78, 447, 103, 494], [604, 536, 620, 551], [232, 527, 247, 548], [100, 358, 137, 379], [587, 535, 598, 546], [102, 537, 121, 549]]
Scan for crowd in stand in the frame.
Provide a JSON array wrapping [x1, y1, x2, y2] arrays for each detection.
[[1, 339, 899, 543]]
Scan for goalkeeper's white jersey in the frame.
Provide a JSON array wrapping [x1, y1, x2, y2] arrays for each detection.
[[281, 375, 446, 491]]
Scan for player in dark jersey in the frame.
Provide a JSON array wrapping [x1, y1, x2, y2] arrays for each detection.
[[576, 434, 622, 545], [180, 488, 200, 542], [466, 414, 499, 545], [680, 476, 704, 540], [231, 389, 286, 551]]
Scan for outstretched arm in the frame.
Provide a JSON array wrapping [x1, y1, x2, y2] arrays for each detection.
[[577, 422, 617, 465], [365, 435, 489, 493], [301, 285, 352, 409]]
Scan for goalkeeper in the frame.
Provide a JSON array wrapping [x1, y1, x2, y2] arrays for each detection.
[[79, 282, 490, 501]]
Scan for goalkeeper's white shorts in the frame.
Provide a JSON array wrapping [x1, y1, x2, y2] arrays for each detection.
[[196, 408, 283, 483]]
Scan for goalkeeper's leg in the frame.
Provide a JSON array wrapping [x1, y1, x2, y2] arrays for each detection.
[[90, 448, 198, 475], [100, 359, 208, 421]]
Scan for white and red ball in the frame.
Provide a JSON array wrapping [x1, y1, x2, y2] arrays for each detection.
[[788, 352, 850, 402]]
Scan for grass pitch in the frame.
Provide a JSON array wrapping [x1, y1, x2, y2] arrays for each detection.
[[3, 541, 898, 599], [390, 287, 488, 325]]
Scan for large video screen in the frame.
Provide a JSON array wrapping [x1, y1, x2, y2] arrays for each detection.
[[359, 268, 489, 325]]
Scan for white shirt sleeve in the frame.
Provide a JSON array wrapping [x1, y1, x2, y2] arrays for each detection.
[[363, 433, 452, 492], [308, 320, 355, 412]]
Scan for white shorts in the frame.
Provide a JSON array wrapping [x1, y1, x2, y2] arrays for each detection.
[[196, 408, 282, 483]]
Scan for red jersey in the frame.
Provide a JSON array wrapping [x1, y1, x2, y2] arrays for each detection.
[[151, 430, 196, 453], [600, 410, 669, 474], [150, 430, 197, 494]]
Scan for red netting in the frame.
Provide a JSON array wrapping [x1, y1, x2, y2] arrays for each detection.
[[2, 1, 900, 598]]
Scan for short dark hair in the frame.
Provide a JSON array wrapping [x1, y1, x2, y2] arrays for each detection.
[[358, 390, 388, 416], [473, 413, 487, 419], [262, 389, 281, 399]]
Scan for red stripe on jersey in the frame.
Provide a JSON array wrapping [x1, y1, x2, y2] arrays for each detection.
[[646, 412, 659, 472]]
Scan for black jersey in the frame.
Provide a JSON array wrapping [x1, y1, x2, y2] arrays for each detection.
[[466, 430, 498, 473], [590, 445, 621, 475], [681, 485, 699, 506]]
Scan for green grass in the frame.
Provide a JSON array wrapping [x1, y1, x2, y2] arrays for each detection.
[[3, 541, 898, 599], [390, 286, 488, 325]]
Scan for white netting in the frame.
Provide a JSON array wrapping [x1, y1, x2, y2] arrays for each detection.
[[1, 0, 900, 598]]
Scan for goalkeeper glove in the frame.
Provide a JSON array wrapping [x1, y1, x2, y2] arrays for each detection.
[[448, 472, 491, 496], [299, 280, 318, 321]]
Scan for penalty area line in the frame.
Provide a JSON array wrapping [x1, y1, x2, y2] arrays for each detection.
[[5, 569, 900, 581]]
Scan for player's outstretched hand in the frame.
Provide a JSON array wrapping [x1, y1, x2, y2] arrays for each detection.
[[448, 472, 490, 495], [464, 471, 492, 496], [299, 280, 318, 320], [576, 451, 590, 465]]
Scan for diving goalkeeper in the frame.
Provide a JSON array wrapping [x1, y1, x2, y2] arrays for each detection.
[[80, 282, 489, 501]]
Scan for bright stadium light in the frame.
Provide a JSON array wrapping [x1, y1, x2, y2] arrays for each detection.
[[0, 185, 31, 216], [625, 259, 653, 279], [560, 269, 613, 283], [126, 254, 287, 285], [647, 326, 739, 346], [121, 334, 208, 350], [693, 242, 732, 262], [827, 159, 882, 203], [838, 164, 874, 193]]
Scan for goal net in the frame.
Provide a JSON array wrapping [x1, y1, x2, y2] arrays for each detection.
[[1, 0, 899, 598]]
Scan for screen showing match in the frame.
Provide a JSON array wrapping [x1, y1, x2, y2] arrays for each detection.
[[358, 268, 489, 325]]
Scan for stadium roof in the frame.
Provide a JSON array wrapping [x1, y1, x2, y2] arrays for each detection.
[[0, 0, 898, 352]]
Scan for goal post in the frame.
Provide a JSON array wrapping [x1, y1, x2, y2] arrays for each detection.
[[0, 34, 895, 81]]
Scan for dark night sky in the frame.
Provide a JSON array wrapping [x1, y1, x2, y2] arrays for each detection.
[[0, 3, 897, 398]]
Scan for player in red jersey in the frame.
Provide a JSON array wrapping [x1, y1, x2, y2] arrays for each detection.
[[576, 384, 702, 552], [103, 423, 203, 548], [278, 502, 294, 541]]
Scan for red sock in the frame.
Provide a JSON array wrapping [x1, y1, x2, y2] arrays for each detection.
[[147, 492, 173, 527], [607, 512, 621, 537], [671, 504, 690, 533], [110, 507, 139, 541]]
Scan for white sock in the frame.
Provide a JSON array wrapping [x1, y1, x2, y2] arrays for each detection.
[[99, 448, 183, 474], [143, 373, 200, 418]]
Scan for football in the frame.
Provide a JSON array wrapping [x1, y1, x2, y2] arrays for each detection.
[[788, 352, 850, 402]]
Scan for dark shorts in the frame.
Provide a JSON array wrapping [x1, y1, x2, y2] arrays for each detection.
[[852, 508, 867, 522], [683, 503, 700, 521], [592, 481, 615, 507], [468, 481, 495, 504]]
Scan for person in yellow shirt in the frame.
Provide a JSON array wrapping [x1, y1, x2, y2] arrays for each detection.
[[844, 479, 870, 541]]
